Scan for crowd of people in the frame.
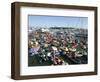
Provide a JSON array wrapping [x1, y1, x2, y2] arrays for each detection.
[[28, 28, 88, 66]]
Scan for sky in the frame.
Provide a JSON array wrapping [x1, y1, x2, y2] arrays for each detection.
[[28, 15, 88, 29]]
